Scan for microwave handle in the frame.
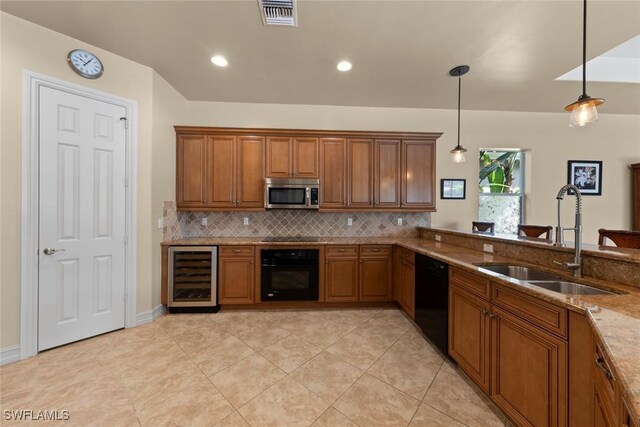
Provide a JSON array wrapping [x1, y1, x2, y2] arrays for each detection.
[[306, 188, 311, 206]]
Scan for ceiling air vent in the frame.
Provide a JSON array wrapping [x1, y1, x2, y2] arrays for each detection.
[[259, 0, 297, 27]]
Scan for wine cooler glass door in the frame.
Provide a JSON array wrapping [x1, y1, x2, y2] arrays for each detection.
[[169, 246, 217, 307]]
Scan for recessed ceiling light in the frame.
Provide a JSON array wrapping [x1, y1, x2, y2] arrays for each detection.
[[337, 61, 352, 72], [211, 55, 228, 67]]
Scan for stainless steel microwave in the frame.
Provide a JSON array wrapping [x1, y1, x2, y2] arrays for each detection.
[[265, 178, 319, 209]]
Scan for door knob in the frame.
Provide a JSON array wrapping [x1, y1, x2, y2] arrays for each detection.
[[43, 247, 65, 255]]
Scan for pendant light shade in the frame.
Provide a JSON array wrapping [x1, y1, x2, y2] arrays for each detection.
[[450, 65, 470, 163], [565, 0, 604, 127]]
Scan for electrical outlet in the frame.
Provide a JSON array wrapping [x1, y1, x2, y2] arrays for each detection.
[[157, 218, 164, 229], [201, 217, 208, 226], [435, 234, 441, 242], [397, 218, 403, 226], [347, 218, 353, 226], [243, 217, 249, 225], [483, 244, 494, 253]]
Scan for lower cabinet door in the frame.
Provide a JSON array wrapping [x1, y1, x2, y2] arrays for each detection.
[[491, 305, 567, 427], [219, 257, 254, 304], [359, 257, 392, 302], [448, 284, 491, 393], [594, 386, 612, 427], [325, 257, 359, 302]]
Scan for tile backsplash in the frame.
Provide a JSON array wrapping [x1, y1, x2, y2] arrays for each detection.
[[163, 201, 430, 240]]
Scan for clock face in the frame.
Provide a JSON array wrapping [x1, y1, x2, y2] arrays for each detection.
[[67, 49, 104, 79]]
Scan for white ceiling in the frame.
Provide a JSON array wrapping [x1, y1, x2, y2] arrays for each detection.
[[2, 1, 639, 114]]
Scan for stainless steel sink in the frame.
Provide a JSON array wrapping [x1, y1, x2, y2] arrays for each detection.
[[528, 281, 616, 296], [477, 265, 561, 281]]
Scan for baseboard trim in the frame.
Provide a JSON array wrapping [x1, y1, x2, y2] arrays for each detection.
[[135, 304, 166, 326], [1, 345, 20, 366]]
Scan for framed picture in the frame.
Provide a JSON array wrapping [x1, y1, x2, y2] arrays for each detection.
[[567, 160, 603, 196], [441, 179, 466, 200]]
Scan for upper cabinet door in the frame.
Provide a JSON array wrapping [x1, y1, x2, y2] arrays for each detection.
[[176, 135, 207, 208], [266, 137, 292, 178], [320, 138, 347, 208], [206, 135, 236, 208], [236, 136, 265, 208], [348, 139, 374, 208], [374, 139, 401, 208], [292, 137, 319, 178], [402, 140, 436, 209]]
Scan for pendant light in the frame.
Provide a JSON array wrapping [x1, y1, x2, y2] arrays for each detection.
[[565, 0, 604, 127], [450, 65, 470, 163]]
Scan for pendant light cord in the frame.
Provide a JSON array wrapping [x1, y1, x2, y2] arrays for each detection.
[[582, 0, 587, 96], [457, 75, 461, 148]]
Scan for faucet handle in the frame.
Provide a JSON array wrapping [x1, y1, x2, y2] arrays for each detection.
[[554, 260, 580, 270]]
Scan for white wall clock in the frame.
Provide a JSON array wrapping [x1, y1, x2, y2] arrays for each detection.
[[67, 49, 104, 79]]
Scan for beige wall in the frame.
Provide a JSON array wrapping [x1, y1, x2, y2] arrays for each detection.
[[185, 102, 640, 244], [0, 13, 187, 348], [2, 11, 639, 351]]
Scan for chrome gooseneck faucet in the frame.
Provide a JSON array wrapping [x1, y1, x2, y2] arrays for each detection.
[[554, 184, 583, 277]]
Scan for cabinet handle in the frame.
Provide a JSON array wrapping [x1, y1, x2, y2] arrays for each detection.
[[595, 356, 615, 380], [488, 312, 496, 319], [371, 249, 380, 252], [338, 249, 346, 252], [481, 308, 488, 316], [233, 249, 241, 253]]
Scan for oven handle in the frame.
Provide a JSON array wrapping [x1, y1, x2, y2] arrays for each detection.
[[306, 188, 311, 207]]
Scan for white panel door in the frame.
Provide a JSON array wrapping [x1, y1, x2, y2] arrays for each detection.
[[38, 86, 127, 351]]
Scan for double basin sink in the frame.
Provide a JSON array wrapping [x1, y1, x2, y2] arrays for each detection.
[[476, 264, 616, 296]]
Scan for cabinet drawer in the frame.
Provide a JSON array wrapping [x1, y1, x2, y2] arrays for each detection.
[[219, 246, 254, 257], [326, 245, 358, 257], [400, 248, 414, 264], [491, 284, 567, 338], [622, 397, 639, 427], [450, 268, 491, 300], [360, 245, 392, 257]]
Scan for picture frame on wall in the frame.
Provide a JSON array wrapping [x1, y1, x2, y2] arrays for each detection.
[[567, 160, 603, 196], [441, 179, 466, 200]]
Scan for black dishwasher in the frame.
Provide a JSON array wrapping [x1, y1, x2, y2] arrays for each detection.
[[414, 253, 450, 357]]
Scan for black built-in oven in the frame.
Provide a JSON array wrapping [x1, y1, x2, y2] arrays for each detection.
[[261, 249, 319, 301]]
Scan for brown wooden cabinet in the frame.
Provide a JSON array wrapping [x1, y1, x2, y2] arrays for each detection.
[[176, 130, 265, 210], [359, 245, 392, 301], [491, 305, 567, 427], [218, 246, 255, 304], [397, 249, 415, 318], [375, 139, 401, 208], [320, 138, 348, 208], [448, 283, 491, 393], [266, 136, 318, 178], [348, 139, 374, 208], [176, 135, 207, 208], [448, 267, 568, 426], [401, 140, 435, 209], [325, 246, 359, 302]]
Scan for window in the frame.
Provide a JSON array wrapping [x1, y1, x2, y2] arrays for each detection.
[[478, 150, 524, 234]]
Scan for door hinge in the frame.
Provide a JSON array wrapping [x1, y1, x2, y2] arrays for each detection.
[[123, 293, 127, 302], [119, 117, 129, 129], [123, 235, 128, 245], [124, 177, 129, 187]]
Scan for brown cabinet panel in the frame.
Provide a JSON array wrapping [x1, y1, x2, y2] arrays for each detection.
[[448, 284, 491, 393], [237, 136, 264, 208], [450, 268, 491, 300], [293, 137, 319, 178], [176, 135, 207, 207], [375, 139, 401, 208], [326, 245, 359, 257], [219, 246, 255, 304], [632, 164, 640, 231], [266, 137, 292, 178], [359, 249, 392, 302], [401, 140, 435, 209], [206, 135, 236, 208], [569, 311, 595, 427], [320, 138, 347, 208], [491, 305, 567, 427], [399, 257, 415, 318], [348, 139, 374, 208], [325, 256, 359, 302]]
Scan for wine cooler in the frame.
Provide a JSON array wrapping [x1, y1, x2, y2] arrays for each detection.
[[168, 246, 218, 310]]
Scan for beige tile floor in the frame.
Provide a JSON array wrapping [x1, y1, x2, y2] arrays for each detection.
[[0, 308, 508, 426]]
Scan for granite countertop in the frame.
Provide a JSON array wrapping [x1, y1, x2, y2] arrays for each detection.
[[162, 236, 640, 419]]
